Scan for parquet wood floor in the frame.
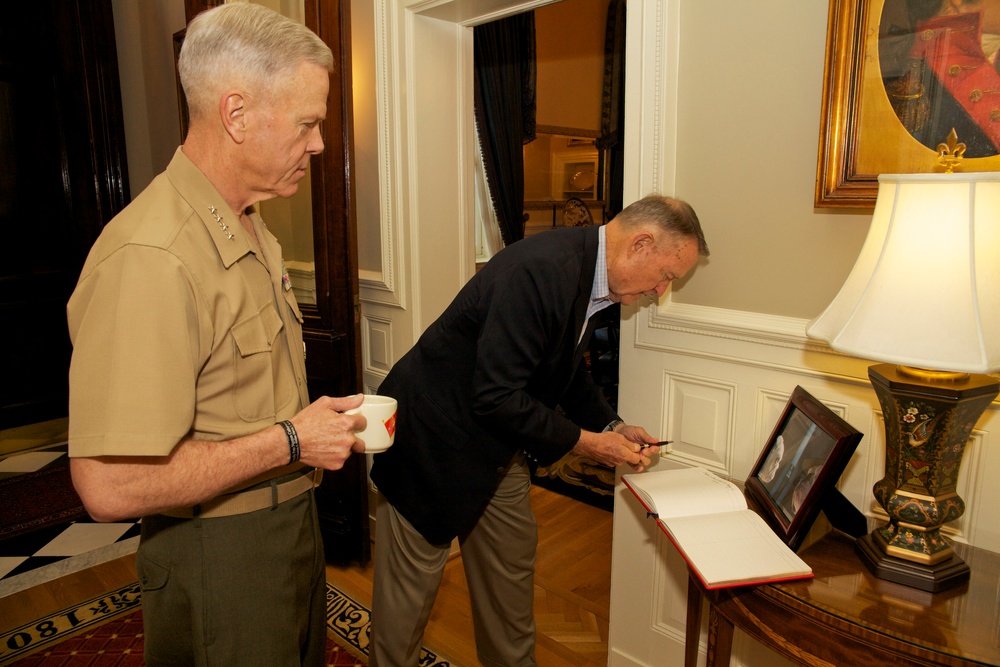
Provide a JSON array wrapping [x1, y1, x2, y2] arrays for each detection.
[[0, 552, 139, 634], [328, 485, 613, 667], [0, 485, 612, 667]]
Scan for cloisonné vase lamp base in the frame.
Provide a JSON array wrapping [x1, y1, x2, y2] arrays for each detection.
[[854, 364, 999, 593]]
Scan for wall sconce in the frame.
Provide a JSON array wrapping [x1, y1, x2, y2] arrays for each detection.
[[807, 170, 1000, 592]]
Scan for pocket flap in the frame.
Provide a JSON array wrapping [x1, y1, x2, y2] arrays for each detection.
[[231, 303, 284, 356], [283, 290, 304, 323], [137, 553, 170, 591], [415, 394, 474, 451]]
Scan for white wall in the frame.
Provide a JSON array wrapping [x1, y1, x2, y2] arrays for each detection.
[[671, 1, 872, 319], [350, 0, 877, 393]]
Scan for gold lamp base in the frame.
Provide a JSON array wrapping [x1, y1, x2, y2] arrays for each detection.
[[857, 363, 998, 593]]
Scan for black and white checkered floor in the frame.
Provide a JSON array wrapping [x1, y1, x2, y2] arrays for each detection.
[[0, 444, 141, 597]]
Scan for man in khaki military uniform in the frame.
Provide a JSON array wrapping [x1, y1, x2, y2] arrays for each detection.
[[66, 5, 363, 665]]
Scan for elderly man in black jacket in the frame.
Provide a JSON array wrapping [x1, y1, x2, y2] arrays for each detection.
[[369, 194, 710, 667]]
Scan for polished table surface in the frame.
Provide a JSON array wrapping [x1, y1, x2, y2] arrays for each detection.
[[685, 526, 1000, 667]]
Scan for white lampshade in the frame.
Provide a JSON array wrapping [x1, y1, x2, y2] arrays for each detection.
[[807, 172, 1000, 373]]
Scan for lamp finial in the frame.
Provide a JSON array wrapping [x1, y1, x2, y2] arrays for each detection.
[[937, 128, 966, 173]]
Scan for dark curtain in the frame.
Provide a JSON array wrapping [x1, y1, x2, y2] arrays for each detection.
[[474, 12, 536, 246], [598, 0, 626, 218]]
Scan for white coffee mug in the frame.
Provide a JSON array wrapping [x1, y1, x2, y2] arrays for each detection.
[[346, 395, 398, 453]]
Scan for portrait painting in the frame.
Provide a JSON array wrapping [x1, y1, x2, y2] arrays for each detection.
[[816, 0, 1000, 207], [756, 409, 838, 524]]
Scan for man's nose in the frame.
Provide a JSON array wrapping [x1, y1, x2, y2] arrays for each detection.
[[308, 125, 325, 154]]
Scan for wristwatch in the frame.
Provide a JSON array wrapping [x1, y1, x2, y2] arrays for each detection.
[[604, 419, 625, 433]]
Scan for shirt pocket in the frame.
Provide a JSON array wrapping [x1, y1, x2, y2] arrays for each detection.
[[230, 302, 284, 422]]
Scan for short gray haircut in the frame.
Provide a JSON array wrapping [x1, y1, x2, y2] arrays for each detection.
[[178, 2, 334, 121], [614, 195, 710, 257]]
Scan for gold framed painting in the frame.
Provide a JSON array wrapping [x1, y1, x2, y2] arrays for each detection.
[[816, 0, 1000, 208]]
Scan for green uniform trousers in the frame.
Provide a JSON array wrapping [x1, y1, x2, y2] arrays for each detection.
[[137, 485, 327, 666]]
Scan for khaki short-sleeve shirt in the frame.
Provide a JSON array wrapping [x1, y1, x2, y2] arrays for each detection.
[[67, 149, 310, 458]]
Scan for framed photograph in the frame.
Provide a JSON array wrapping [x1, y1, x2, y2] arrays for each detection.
[[816, 0, 1000, 208], [745, 386, 863, 552]]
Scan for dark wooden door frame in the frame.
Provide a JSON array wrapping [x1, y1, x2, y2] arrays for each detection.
[[301, 0, 369, 567]]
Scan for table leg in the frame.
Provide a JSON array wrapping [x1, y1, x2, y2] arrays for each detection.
[[706, 603, 734, 667], [685, 573, 703, 667]]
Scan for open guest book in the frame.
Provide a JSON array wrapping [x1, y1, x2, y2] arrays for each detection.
[[622, 466, 813, 589]]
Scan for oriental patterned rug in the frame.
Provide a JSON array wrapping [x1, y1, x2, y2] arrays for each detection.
[[0, 460, 87, 542], [0, 582, 457, 666], [531, 452, 614, 512]]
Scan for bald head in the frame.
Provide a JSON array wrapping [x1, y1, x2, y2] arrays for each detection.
[[610, 195, 710, 256]]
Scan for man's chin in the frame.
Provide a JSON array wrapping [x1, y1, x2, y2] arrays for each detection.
[[275, 182, 301, 199], [618, 294, 658, 306]]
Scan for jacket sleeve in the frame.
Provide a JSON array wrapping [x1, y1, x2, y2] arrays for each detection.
[[559, 357, 618, 433]]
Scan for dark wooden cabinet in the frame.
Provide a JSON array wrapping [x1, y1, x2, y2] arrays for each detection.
[[0, 0, 129, 430]]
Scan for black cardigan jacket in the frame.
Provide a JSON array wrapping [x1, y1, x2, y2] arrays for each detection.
[[370, 225, 619, 544]]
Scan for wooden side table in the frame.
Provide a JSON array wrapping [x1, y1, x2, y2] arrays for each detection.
[[684, 528, 1000, 667]]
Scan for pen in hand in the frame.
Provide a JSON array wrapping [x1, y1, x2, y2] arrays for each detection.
[[639, 440, 672, 451]]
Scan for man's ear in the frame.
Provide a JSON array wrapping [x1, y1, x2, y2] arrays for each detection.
[[220, 92, 247, 144], [629, 231, 654, 256]]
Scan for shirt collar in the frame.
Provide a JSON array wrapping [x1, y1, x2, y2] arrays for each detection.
[[585, 225, 613, 326], [166, 148, 254, 269], [591, 225, 611, 303]]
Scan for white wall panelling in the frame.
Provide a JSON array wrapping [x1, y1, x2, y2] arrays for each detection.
[[663, 373, 737, 474], [357, 0, 403, 308], [361, 312, 393, 382]]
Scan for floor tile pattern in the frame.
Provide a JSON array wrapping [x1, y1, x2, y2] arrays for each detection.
[[0, 445, 140, 596]]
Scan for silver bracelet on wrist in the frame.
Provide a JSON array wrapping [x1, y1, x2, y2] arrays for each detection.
[[604, 419, 625, 433]]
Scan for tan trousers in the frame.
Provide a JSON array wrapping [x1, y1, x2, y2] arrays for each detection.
[[369, 454, 538, 667]]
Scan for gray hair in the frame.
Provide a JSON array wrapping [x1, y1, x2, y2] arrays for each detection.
[[178, 2, 334, 121], [614, 195, 710, 257]]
